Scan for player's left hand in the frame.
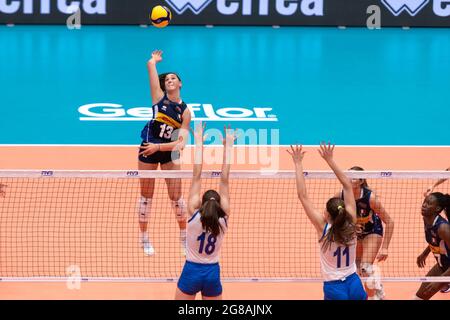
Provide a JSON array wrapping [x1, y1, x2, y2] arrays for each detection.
[[139, 143, 160, 157], [377, 248, 388, 262]]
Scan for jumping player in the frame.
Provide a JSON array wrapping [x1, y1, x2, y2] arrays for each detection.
[[137, 50, 191, 256], [288, 143, 367, 300], [175, 123, 237, 300]]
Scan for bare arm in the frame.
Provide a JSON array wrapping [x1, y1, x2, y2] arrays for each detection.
[[175, 108, 191, 151], [219, 126, 237, 216], [288, 145, 326, 236], [417, 246, 431, 268], [438, 224, 450, 250], [318, 142, 357, 224], [421, 228, 450, 295], [157, 108, 192, 152], [370, 194, 394, 261], [424, 166, 450, 197], [187, 122, 206, 216], [147, 50, 165, 104]]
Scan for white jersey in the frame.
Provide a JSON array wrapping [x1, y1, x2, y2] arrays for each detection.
[[186, 211, 228, 264], [319, 223, 357, 282]]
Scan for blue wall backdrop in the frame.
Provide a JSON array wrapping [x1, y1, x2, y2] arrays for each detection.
[[1, 26, 449, 145]]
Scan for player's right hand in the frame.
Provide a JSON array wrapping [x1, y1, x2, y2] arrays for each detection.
[[416, 253, 427, 268], [318, 142, 335, 163], [139, 143, 159, 157], [223, 125, 238, 147]]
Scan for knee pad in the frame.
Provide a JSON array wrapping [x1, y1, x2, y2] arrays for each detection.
[[171, 198, 187, 222], [361, 263, 383, 291], [138, 196, 152, 223], [360, 263, 374, 277]]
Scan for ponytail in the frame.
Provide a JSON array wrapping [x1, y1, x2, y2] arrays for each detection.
[[322, 198, 357, 251], [443, 194, 450, 221], [200, 190, 226, 237], [430, 192, 450, 221]]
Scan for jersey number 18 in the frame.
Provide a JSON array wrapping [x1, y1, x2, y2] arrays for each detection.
[[197, 232, 217, 255]]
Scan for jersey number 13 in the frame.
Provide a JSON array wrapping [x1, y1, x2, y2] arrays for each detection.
[[159, 123, 174, 139]]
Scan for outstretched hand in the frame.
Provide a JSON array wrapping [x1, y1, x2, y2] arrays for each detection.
[[149, 50, 163, 64], [191, 122, 208, 144], [287, 145, 306, 164], [223, 125, 238, 147], [318, 142, 335, 163]]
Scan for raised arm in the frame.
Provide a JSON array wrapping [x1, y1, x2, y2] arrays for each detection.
[[288, 145, 326, 236], [187, 122, 206, 216], [424, 166, 450, 197], [147, 50, 165, 104], [219, 125, 237, 216], [318, 142, 357, 224]]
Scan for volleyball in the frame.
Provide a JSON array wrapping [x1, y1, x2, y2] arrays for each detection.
[[150, 5, 172, 28]]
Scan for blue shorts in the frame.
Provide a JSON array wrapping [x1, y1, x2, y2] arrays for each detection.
[[177, 261, 222, 297], [358, 214, 384, 240], [323, 273, 367, 300], [138, 141, 180, 164]]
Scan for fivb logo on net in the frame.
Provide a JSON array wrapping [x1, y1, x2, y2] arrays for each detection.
[[381, 0, 430, 16], [165, 0, 213, 15]]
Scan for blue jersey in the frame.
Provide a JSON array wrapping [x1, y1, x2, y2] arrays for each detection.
[[424, 215, 450, 270], [140, 94, 187, 143], [341, 187, 383, 238]]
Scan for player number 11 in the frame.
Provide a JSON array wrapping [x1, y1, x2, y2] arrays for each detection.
[[334, 246, 350, 268]]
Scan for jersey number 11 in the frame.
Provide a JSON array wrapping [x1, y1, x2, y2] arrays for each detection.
[[334, 246, 350, 268]]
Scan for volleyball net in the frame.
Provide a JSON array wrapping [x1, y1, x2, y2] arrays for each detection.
[[0, 170, 448, 283]]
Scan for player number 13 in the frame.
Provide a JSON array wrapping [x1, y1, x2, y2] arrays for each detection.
[[159, 123, 174, 139]]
